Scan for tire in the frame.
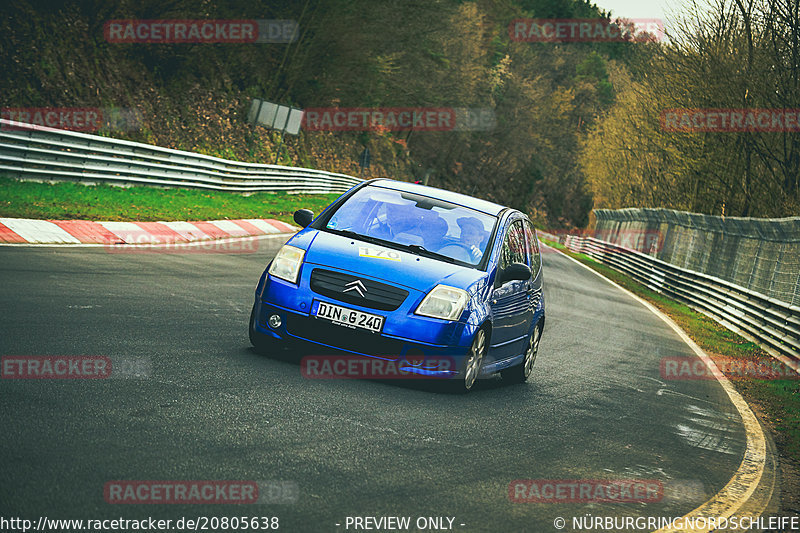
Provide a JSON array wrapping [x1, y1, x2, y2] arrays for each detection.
[[449, 328, 487, 393], [249, 303, 276, 353], [501, 323, 540, 384]]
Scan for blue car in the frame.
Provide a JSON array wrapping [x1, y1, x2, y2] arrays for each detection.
[[249, 179, 545, 392]]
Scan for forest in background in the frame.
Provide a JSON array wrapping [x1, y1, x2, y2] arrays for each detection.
[[583, 0, 800, 218], [1, 0, 797, 227]]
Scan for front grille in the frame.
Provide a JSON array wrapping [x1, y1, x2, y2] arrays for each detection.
[[310, 268, 408, 311], [287, 315, 406, 359]]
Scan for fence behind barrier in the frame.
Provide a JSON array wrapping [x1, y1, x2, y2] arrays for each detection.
[[593, 208, 800, 306]]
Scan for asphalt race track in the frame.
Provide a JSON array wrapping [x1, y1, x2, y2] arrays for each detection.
[[0, 237, 763, 532]]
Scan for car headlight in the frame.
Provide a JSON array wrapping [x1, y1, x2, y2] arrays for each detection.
[[415, 285, 470, 321], [268, 245, 305, 284]]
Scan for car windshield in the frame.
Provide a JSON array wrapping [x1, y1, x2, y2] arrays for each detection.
[[323, 186, 497, 267]]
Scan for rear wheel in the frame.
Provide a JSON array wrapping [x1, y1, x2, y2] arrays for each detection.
[[249, 303, 276, 353], [502, 323, 540, 384]]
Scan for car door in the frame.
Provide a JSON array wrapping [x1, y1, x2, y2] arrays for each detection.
[[489, 218, 534, 360], [524, 219, 544, 313]]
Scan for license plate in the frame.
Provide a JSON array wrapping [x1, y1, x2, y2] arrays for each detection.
[[314, 301, 384, 333]]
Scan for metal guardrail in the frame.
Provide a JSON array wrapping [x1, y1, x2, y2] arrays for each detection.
[[0, 119, 363, 194], [540, 231, 800, 368], [593, 208, 800, 307]]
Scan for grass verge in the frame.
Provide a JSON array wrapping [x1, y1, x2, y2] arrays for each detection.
[[542, 238, 800, 496], [0, 177, 341, 224]]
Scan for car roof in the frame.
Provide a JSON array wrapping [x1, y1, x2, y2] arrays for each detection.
[[366, 178, 507, 216]]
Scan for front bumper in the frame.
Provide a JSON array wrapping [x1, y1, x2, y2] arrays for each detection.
[[253, 271, 476, 378]]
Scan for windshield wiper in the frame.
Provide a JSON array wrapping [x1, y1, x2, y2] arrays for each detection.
[[327, 228, 389, 247], [330, 228, 363, 240], [404, 244, 457, 264]]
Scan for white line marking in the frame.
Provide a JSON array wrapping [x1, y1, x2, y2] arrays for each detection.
[[207, 219, 250, 236], [243, 218, 281, 234], [99, 221, 146, 244], [161, 221, 210, 241], [0, 233, 294, 248], [0, 218, 81, 244]]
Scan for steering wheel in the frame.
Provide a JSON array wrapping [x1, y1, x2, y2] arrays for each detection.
[[437, 244, 473, 263], [366, 218, 394, 239]]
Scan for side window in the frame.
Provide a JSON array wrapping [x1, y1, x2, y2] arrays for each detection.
[[524, 220, 541, 278], [500, 221, 528, 271]]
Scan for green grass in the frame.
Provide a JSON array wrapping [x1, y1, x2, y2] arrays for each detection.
[[0, 177, 340, 223], [543, 238, 800, 466]]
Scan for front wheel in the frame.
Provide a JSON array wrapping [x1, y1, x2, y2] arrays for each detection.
[[502, 323, 540, 384], [448, 328, 487, 393]]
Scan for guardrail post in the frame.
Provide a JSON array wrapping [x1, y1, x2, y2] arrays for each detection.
[[768, 243, 784, 297], [748, 240, 763, 290]]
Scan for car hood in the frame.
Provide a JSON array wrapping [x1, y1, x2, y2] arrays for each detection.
[[294, 229, 486, 294]]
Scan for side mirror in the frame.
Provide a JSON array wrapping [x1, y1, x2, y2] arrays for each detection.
[[498, 262, 531, 285], [293, 209, 314, 228]]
